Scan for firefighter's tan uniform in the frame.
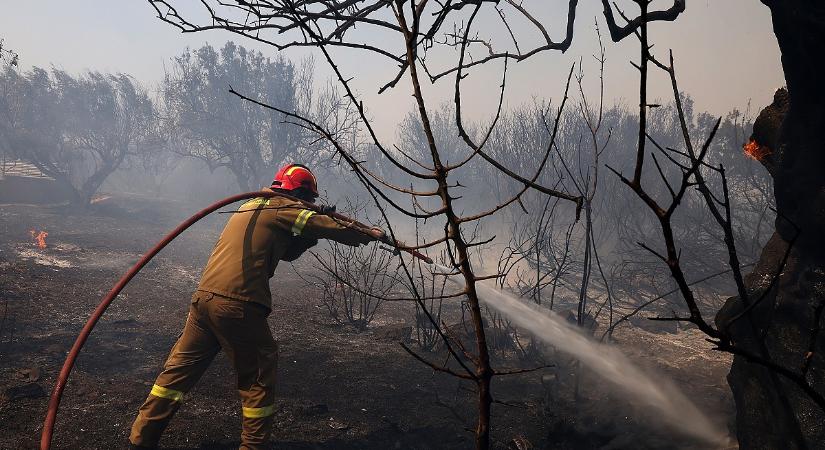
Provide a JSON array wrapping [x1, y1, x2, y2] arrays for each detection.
[[129, 191, 373, 449]]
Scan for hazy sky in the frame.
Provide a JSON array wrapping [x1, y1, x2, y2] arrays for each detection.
[[1, 1, 785, 142]]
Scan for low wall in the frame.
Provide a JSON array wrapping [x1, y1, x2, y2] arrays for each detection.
[[0, 176, 74, 204]]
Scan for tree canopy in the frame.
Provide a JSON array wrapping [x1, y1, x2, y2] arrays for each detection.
[[162, 42, 303, 191], [0, 66, 157, 204]]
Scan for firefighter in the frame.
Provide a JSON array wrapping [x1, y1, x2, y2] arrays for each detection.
[[128, 164, 385, 450]]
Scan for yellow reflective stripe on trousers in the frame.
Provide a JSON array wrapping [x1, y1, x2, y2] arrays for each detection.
[[150, 384, 184, 402], [242, 404, 276, 418], [291, 209, 315, 235]]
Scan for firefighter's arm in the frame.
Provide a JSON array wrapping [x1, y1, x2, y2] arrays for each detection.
[[274, 204, 380, 246], [301, 213, 380, 246], [281, 236, 318, 261]]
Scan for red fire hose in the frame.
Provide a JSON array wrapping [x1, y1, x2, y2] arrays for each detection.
[[40, 191, 429, 449]]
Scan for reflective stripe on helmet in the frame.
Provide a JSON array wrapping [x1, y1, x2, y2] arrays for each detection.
[[291, 209, 316, 235], [242, 404, 276, 419], [284, 165, 317, 184], [273, 163, 318, 194], [150, 384, 184, 402]]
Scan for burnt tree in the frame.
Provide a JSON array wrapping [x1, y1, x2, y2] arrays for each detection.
[[715, 2, 825, 448], [144, 0, 691, 447]]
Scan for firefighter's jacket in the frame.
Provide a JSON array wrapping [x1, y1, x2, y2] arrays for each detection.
[[197, 189, 373, 310]]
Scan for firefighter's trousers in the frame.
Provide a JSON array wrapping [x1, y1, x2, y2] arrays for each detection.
[[130, 291, 278, 450]]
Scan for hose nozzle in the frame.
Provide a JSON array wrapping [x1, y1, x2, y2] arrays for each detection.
[[377, 234, 433, 264]]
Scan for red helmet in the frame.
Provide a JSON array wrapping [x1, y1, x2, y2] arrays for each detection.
[[272, 164, 318, 196]]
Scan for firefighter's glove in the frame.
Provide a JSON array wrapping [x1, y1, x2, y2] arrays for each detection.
[[375, 229, 401, 257], [319, 204, 337, 214], [370, 227, 390, 244]]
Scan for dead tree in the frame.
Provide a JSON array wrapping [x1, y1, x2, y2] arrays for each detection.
[[496, 30, 617, 365], [712, 2, 825, 447], [411, 255, 449, 352], [144, 0, 689, 447], [312, 238, 397, 331], [557, 30, 615, 333], [601, 2, 825, 448], [304, 200, 400, 331]]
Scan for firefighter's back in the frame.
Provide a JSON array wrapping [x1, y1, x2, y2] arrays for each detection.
[[197, 195, 295, 308]]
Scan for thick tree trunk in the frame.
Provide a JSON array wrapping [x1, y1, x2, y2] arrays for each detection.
[[715, 2, 825, 448], [79, 158, 120, 206], [56, 174, 83, 206], [229, 164, 253, 192]]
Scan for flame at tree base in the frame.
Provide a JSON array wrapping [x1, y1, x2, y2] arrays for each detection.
[[29, 229, 48, 249]]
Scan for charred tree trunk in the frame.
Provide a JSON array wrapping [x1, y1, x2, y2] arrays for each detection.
[[715, 3, 825, 448]]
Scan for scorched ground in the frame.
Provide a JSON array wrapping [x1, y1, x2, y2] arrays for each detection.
[[0, 195, 735, 449]]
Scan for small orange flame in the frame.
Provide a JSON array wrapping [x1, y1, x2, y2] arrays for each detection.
[[743, 139, 771, 161], [29, 229, 48, 249]]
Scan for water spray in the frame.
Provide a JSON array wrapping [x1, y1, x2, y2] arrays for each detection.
[[430, 264, 729, 446]]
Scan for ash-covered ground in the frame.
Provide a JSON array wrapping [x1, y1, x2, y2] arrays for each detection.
[[0, 195, 735, 449]]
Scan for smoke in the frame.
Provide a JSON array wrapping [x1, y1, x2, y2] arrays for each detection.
[[434, 264, 729, 446]]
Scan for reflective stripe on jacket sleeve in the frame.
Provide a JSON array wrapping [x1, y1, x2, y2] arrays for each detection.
[[291, 209, 316, 235]]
